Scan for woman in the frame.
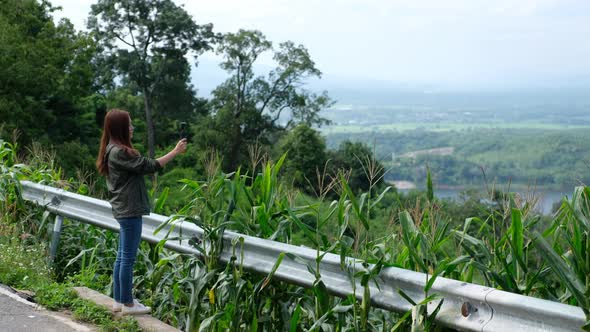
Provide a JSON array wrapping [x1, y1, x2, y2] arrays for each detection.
[[96, 109, 187, 315]]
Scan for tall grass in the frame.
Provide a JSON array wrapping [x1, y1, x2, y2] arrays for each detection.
[[1, 140, 590, 331], [533, 187, 590, 329]]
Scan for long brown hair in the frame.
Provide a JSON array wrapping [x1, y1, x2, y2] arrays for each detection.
[[96, 109, 138, 175]]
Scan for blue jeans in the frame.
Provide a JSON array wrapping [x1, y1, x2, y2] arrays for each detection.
[[113, 216, 143, 304]]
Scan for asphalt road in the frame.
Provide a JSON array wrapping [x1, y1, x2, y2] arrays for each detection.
[[0, 289, 85, 332]]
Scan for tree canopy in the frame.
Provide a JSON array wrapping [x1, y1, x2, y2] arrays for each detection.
[[88, 0, 217, 157], [0, 0, 371, 194], [196, 29, 333, 171], [0, 0, 98, 145]]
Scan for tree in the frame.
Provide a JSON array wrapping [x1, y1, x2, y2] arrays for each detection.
[[0, 0, 99, 146], [149, 52, 208, 146], [277, 124, 327, 195], [204, 29, 333, 171], [329, 141, 385, 193], [88, 0, 217, 157]]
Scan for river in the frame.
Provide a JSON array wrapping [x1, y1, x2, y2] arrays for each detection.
[[399, 188, 570, 215]]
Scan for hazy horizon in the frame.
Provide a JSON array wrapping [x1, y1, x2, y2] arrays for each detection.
[[51, 0, 590, 95]]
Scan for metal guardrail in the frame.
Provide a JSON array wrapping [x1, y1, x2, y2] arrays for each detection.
[[20, 180, 587, 332]]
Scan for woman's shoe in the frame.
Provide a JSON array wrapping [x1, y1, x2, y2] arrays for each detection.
[[121, 299, 151, 315]]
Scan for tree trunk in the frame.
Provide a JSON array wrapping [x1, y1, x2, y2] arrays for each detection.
[[228, 124, 242, 171], [143, 88, 155, 158]]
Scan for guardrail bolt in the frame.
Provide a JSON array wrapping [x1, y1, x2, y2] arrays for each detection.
[[461, 302, 477, 317]]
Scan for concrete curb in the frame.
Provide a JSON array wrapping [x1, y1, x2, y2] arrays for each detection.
[[73, 287, 180, 332]]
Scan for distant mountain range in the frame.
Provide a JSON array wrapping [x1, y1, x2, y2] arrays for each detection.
[[191, 57, 590, 109]]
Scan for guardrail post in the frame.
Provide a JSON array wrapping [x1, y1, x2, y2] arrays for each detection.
[[49, 215, 64, 263]]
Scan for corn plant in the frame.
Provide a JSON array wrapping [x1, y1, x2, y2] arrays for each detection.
[[0, 140, 63, 240], [533, 186, 590, 330], [6, 140, 590, 331], [382, 168, 463, 331], [453, 185, 551, 296]]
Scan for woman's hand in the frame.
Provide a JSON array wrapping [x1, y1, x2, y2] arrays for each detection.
[[156, 139, 188, 168], [174, 138, 188, 155]]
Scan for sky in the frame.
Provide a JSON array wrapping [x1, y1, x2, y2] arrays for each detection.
[[50, 0, 590, 91]]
